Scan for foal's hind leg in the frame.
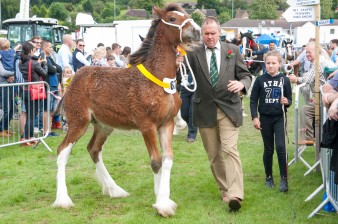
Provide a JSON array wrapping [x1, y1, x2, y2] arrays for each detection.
[[89, 124, 129, 198], [53, 118, 90, 208]]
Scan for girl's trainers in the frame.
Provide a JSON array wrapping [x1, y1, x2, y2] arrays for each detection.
[[265, 177, 275, 188], [280, 177, 288, 192]]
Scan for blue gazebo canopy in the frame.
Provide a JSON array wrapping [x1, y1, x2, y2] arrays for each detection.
[[255, 34, 277, 45]]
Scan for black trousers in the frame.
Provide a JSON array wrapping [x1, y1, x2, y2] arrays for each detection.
[[260, 114, 287, 178], [180, 85, 198, 139]]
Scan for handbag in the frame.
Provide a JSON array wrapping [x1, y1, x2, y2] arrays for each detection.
[[28, 60, 46, 100]]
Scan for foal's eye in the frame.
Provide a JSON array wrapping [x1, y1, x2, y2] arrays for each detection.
[[169, 17, 176, 22]]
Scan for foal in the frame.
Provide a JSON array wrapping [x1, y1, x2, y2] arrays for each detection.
[[52, 4, 200, 217]]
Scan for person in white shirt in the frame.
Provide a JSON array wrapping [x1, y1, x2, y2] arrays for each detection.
[[57, 34, 74, 71], [111, 43, 126, 68], [72, 39, 90, 72]]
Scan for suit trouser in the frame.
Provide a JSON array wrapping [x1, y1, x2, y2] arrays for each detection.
[[300, 101, 315, 141], [199, 107, 244, 200]]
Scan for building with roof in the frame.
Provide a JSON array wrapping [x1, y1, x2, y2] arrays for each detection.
[[221, 18, 338, 46]]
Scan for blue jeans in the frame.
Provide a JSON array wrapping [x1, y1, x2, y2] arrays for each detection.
[[180, 85, 198, 139], [23, 89, 39, 139]]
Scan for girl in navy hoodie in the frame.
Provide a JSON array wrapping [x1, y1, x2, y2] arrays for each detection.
[[250, 51, 292, 192]]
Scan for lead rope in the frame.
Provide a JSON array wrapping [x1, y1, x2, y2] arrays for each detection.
[[176, 46, 197, 92], [280, 77, 289, 178]]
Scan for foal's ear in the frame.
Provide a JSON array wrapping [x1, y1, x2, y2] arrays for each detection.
[[153, 6, 166, 18]]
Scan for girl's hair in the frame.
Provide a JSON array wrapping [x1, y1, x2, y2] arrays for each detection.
[[20, 42, 34, 63], [264, 51, 282, 64], [92, 46, 106, 60], [62, 66, 73, 74]]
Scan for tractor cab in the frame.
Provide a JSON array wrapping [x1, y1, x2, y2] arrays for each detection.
[[2, 17, 58, 49], [53, 25, 69, 52]]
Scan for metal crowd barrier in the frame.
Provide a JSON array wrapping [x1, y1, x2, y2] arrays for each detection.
[[288, 82, 315, 172], [306, 94, 338, 218], [0, 81, 52, 151]]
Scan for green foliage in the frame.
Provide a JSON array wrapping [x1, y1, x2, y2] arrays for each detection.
[[321, 0, 334, 19], [1, 0, 20, 21], [31, 5, 40, 17], [82, 0, 94, 14], [39, 5, 49, 18], [0, 97, 337, 223], [48, 2, 69, 21], [249, 0, 278, 19], [218, 11, 232, 24], [191, 12, 204, 27]]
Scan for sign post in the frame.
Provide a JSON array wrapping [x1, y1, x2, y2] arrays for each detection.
[[314, 4, 320, 171], [283, 0, 321, 168]]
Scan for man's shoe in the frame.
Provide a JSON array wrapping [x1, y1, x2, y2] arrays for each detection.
[[0, 131, 11, 137], [280, 177, 288, 192], [265, 177, 275, 188], [229, 197, 241, 211], [298, 140, 314, 146]]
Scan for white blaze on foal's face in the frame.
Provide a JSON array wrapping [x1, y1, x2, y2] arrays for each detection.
[[173, 11, 185, 17]]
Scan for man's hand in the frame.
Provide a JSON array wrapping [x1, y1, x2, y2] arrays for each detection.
[[328, 99, 338, 121], [287, 74, 298, 84], [176, 55, 184, 68], [227, 80, 244, 93], [7, 76, 14, 83]]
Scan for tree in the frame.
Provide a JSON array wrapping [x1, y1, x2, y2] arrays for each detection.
[[196, 0, 220, 13], [248, 0, 278, 19], [1, 0, 20, 21], [49, 2, 69, 21], [82, 0, 94, 14], [39, 5, 49, 18], [321, 0, 333, 19], [191, 12, 204, 27], [218, 11, 232, 24], [31, 5, 40, 17]]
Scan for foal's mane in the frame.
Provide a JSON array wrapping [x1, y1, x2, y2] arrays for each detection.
[[129, 3, 186, 65]]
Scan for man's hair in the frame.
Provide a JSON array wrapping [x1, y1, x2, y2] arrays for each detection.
[[331, 39, 338, 45], [41, 40, 51, 49], [202, 16, 220, 28], [112, 43, 121, 50], [30, 36, 41, 41], [97, 43, 104, 47], [76, 39, 84, 44]]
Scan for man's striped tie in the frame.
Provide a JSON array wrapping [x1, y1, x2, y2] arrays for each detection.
[[209, 48, 218, 88]]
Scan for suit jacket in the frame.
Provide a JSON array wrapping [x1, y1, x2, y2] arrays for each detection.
[[187, 42, 252, 127]]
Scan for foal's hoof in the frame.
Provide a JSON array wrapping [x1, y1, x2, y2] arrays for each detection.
[[152, 199, 177, 217], [52, 196, 74, 208]]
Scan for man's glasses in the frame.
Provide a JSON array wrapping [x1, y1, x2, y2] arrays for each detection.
[[79, 44, 85, 47], [33, 41, 41, 44]]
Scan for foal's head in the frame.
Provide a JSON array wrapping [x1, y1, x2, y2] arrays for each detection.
[[129, 4, 200, 65], [154, 4, 200, 44]]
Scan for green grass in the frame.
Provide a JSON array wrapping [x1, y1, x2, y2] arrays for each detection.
[[0, 97, 337, 223]]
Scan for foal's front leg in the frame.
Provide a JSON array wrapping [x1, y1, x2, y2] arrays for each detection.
[[143, 123, 177, 217]]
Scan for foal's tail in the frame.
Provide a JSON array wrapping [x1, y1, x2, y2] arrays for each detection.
[[53, 97, 65, 117]]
